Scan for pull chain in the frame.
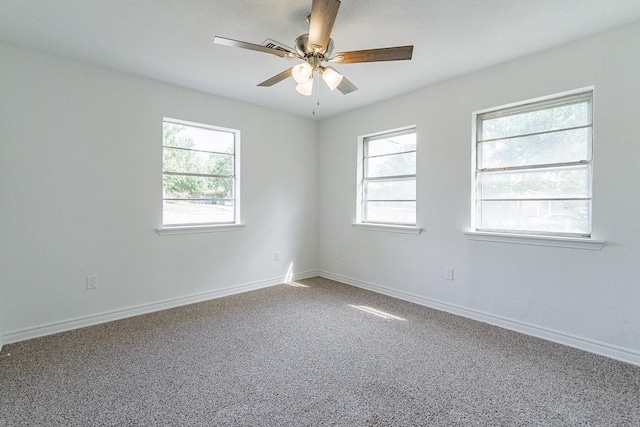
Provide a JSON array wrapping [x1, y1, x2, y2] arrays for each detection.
[[312, 72, 320, 116]]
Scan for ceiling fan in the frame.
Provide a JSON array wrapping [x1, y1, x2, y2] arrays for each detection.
[[213, 0, 413, 97]]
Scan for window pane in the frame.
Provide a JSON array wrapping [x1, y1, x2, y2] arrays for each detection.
[[479, 166, 590, 200], [478, 128, 591, 169], [366, 152, 416, 178], [163, 148, 234, 176], [163, 122, 234, 153], [367, 132, 416, 156], [163, 200, 234, 225], [163, 176, 234, 200], [360, 128, 416, 226], [163, 119, 238, 227], [478, 200, 590, 235], [365, 179, 416, 201], [481, 100, 590, 140], [474, 91, 593, 237], [365, 201, 416, 225]]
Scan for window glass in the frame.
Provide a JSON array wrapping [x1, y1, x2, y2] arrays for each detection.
[[365, 201, 416, 225], [480, 100, 590, 140], [163, 119, 238, 226], [478, 128, 591, 169], [365, 179, 416, 200], [360, 129, 417, 226], [474, 92, 593, 237]]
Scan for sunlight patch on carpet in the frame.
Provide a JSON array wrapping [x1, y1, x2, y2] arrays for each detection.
[[286, 281, 310, 288], [283, 262, 310, 287], [349, 305, 406, 321]]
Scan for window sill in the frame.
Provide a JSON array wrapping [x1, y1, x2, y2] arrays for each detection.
[[352, 223, 422, 235], [157, 224, 244, 236], [463, 230, 605, 250]]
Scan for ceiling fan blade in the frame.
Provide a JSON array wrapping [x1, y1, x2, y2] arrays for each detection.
[[330, 45, 413, 64], [336, 76, 357, 95], [214, 36, 295, 58], [258, 68, 293, 87], [307, 0, 340, 54]]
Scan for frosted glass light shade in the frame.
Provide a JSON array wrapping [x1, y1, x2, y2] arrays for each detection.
[[292, 62, 313, 84], [321, 66, 343, 91], [296, 78, 313, 96]]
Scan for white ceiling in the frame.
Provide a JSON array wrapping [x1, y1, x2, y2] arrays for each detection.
[[2, 0, 640, 120]]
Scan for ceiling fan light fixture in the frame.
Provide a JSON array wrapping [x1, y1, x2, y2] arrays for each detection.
[[321, 66, 343, 91], [214, 0, 413, 99], [292, 62, 313, 84], [296, 77, 314, 96]]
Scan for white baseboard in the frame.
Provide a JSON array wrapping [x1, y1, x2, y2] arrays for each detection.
[[319, 270, 640, 367], [6, 270, 638, 367], [1, 270, 319, 346]]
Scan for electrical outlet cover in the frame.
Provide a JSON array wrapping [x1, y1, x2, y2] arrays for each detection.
[[87, 275, 97, 289], [446, 269, 454, 281]]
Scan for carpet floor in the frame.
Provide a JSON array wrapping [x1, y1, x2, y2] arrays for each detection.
[[1, 277, 639, 426]]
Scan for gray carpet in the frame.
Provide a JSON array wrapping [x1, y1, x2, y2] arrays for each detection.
[[1, 277, 639, 426]]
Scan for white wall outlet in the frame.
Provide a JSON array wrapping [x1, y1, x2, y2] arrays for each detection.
[[445, 268, 454, 281], [275, 251, 281, 261], [87, 275, 97, 289]]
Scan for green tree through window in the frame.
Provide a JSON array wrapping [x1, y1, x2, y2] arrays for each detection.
[[162, 119, 238, 226]]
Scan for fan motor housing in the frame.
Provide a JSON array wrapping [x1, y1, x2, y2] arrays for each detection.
[[295, 34, 334, 58]]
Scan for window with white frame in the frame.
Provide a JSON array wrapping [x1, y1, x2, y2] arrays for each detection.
[[473, 90, 593, 237], [358, 128, 417, 226], [162, 118, 239, 227]]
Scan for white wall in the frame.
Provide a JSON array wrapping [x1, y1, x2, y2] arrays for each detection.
[[318, 21, 640, 364], [2, 20, 640, 365], [0, 42, 318, 342]]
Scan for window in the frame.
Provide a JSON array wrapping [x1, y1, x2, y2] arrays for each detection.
[[162, 118, 239, 227], [473, 90, 593, 237], [358, 128, 417, 226]]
